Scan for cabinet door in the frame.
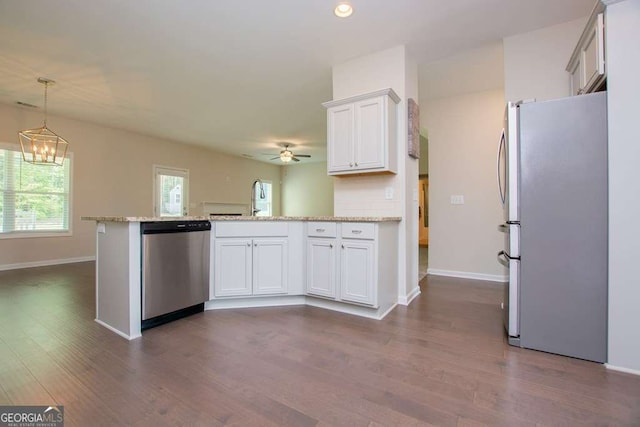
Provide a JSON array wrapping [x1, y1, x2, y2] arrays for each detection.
[[582, 13, 605, 93], [306, 238, 337, 298], [354, 97, 385, 171], [253, 239, 288, 295], [340, 240, 376, 306], [327, 104, 355, 173], [214, 239, 252, 297], [569, 58, 582, 96]]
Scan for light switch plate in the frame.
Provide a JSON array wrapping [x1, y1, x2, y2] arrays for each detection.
[[450, 195, 465, 205], [385, 187, 394, 200]]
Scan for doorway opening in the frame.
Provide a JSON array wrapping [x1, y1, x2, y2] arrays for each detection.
[[418, 134, 429, 281], [418, 176, 429, 280]]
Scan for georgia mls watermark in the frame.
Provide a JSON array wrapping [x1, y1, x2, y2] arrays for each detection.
[[0, 406, 64, 427]]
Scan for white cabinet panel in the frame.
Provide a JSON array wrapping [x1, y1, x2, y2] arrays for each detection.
[[213, 223, 290, 297], [253, 239, 288, 295], [340, 240, 375, 306], [566, 5, 605, 95], [355, 98, 385, 170], [214, 239, 252, 297], [327, 104, 354, 173], [306, 238, 337, 298], [323, 88, 399, 176], [305, 223, 384, 308]]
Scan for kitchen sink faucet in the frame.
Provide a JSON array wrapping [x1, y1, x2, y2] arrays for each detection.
[[251, 179, 266, 216]]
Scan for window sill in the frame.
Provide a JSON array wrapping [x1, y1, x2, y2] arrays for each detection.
[[0, 231, 73, 240]]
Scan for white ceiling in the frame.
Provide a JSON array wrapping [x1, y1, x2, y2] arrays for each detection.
[[0, 0, 594, 163]]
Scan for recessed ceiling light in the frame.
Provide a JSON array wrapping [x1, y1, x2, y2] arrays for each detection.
[[334, 2, 353, 18]]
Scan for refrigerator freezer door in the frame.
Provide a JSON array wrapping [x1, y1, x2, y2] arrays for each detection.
[[498, 249, 520, 339], [518, 92, 607, 363]]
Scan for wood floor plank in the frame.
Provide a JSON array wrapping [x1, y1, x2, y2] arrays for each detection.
[[0, 262, 639, 426]]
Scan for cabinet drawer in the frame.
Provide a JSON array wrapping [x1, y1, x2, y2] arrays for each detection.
[[215, 221, 288, 237], [341, 223, 375, 240], [307, 222, 337, 238]]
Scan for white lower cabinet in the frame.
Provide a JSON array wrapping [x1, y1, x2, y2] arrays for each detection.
[[340, 240, 375, 305], [253, 239, 288, 295], [214, 238, 252, 297], [214, 238, 288, 297], [306, 223, 378, 307], [306, 238, 337, 298]]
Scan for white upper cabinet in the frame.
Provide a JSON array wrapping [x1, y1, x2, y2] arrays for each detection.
[[323, 88, 400, 176], [567, 2, 606, 95]]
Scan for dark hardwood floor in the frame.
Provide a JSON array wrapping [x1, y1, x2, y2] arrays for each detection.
[[0, 262, 639, 426]]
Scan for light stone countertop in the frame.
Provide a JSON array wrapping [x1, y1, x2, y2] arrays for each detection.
[[81, 215, 402, 223]]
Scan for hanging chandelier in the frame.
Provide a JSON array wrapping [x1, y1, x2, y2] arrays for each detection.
[[18, 77, 69, 166]]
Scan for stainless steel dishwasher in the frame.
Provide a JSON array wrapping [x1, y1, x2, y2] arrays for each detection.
[[141, 220, 210, 329]]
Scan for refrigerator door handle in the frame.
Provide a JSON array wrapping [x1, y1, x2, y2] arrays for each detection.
[[497, 129, 506, 205], [498, 250, 520, 263], [497, 250, 509, 267]]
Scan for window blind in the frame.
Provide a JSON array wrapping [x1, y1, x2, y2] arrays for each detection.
[[0, 145, 71, 235]]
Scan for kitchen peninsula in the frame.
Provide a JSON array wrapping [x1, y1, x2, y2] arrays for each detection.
[[83, 216, 401, 339]]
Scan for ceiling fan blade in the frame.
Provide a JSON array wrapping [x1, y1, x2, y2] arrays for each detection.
[[295, 154, 311, 158], [269, 157, 279, 160], [291, 157, 300, 162]]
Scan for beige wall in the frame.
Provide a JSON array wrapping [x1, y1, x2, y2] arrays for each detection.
[[281, 162, 334, 216], [605, 0, 640, 373], [420, 43, 506, 280], [0, 103, 281, 267], [424, 89, 506, 279], [503, 18, 586, 103]]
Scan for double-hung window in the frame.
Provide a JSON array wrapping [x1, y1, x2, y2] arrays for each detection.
[[0, 144, 72, 237], [153, 165, 189, 217]]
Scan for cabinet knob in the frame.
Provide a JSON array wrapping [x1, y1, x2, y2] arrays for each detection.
[[349, 162, 353, 167], [341, 244, 345, 249], [355, 162, 358, 167], [254, 243, 257, 247], [247, 243, 251, 247], [329, 244, 333, 248]]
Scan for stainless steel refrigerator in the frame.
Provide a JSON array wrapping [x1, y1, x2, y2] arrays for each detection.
[[497, 91, 608, 363]]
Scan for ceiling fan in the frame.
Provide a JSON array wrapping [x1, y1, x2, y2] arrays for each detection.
[[268, 144, 311, 163]]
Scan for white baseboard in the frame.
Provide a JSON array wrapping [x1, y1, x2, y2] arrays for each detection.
[[605, 363, 640, 376], [205, 295, 306, 310], [95, 319, 140, 341], [427, 268, 507, 283], [0, 256, 96, 272], [398, 286, 421, 306]]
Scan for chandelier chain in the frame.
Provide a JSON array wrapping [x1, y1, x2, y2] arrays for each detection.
[[43, 81, 48, 127]]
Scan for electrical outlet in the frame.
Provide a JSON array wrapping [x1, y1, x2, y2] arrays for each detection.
[[450, 195, 465, 205], [385, 187, 394, 200]]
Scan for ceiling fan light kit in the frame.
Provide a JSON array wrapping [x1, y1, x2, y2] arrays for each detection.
[[267, 143, 311, 163], [18, 77, 69, 166]]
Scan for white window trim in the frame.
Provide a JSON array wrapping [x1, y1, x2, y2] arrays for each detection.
[[0, 142, 73, 240], [153, 165, 189, 217]]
